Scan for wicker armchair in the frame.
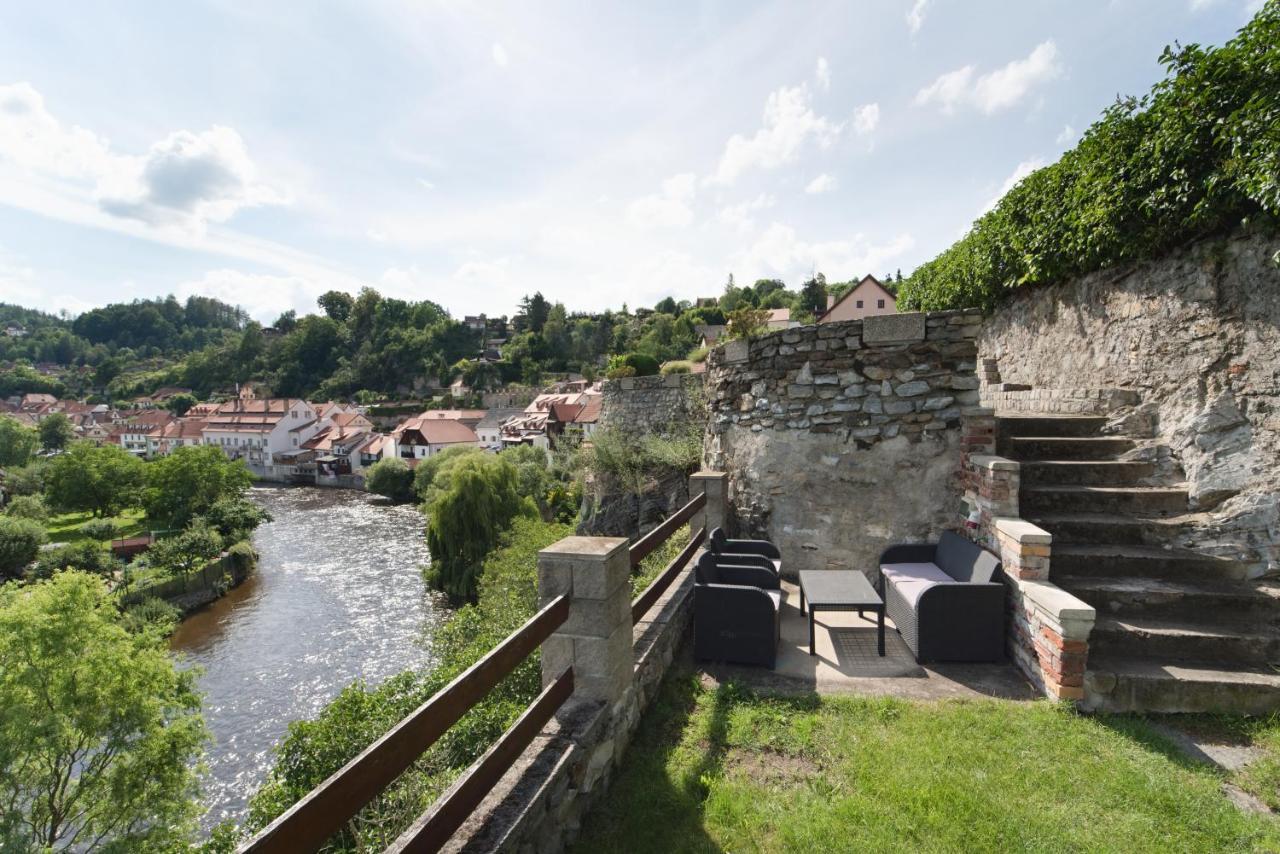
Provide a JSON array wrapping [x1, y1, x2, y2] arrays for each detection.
[[707, 527, 783, 576], [693, 551, 781, 669]]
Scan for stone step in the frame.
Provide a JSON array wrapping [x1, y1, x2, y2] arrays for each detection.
[[997, 415, 1108, 439], [1084, 655, 1280, 714], [1020, 460, 1155, 486], [1002, 436, 1134, 461], [1026, 512, 1200, 547], [1021, 485, 1188, 516], [1057, 575, 1280, 622], [1091, 616, 1280, 665], [1052, 544, 1247, 582]]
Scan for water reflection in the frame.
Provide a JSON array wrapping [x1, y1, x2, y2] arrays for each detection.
[[170, 486, 443, 829]]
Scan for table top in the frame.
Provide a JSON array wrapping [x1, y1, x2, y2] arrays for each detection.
[[799, 570, 881, 608]]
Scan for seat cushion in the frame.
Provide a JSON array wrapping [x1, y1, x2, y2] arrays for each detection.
[[882, 561, 954, 609]]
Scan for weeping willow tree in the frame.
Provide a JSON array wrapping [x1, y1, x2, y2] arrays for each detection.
[[424, 454, 536, 600]]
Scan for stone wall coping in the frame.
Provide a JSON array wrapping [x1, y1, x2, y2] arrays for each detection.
[[969, 454, 1020, 472], [540, 536, 628, 558], [994, 516, 1052, 545], [1012, 575, 1097, 625], [961, 406, 995, 417]]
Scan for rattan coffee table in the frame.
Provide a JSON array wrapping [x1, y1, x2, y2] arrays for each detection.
[[798, 570, 885, 657]]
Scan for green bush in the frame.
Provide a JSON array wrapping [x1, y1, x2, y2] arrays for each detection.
[[121, 596, 181, 635], [226, 540, 258, 574], [80, 517, 119, 541], [33, 542, 119, 580], [605, 364, 636, 380], [2, 464, 46, 497], [900, 5, 1280, 311], [412, 445, 483, 502], [660, 361, 692, 375], [3, 495, 49, 524], [607, 353, 660, 378], [687, 346, 709, 363], [0, 516, 47, 577], [365, 457, 416, 503], [203, 496, 272, 542]]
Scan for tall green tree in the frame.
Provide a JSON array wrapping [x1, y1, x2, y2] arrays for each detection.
[[0, 416, 38, 467], [0, 572, 206, 850], [0, 516, 47, 577], [45, 442, 146, 518], [425, 454, 535, 600], [38, 412, 75, 452], [165, 392, 199, 416], [365, 457, 416, 503], [317, 290, 355, 323], [148, 520, 223, 582], [144, 445, 254, 528]]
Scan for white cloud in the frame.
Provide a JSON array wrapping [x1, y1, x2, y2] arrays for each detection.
[[852, 103, 880, 135], [627, 172, 697, 228], [1243, 0, 1265, 14], [915, 41, 1061, 115], [815, 57, 831, 91], [710, 83, 841, 184], [716, 193, 775, 231], [418, 178, 436, 191], [174, 269, 338, 323], [0, 82, 284, 232], [983, 156, 1045, 213], [1189, 0, 1220, 9], [492, 43, 509, 68], [805, 174, 837, 195], [1056, 124, 1076, 146], [737, 222, 914, 281], [906, 0, 930, 34]]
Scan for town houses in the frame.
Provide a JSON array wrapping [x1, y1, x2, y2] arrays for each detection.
[[2, 378, 605, 488]]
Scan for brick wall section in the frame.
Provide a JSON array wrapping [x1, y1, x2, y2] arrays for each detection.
[[981, 385, 1140, 415]]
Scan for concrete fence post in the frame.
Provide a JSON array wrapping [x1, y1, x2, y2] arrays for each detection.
[[537, 536, 634, 709], [688, 470, 728, 535]]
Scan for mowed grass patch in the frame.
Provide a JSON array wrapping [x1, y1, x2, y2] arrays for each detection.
[[575, 667, 1279, 853], [46, 508, 147, 548]]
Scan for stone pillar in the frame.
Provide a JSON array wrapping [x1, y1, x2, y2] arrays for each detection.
[[688, 470, 728, 534], [537, 536, 633, 709], [993, 517, 1051, 581]]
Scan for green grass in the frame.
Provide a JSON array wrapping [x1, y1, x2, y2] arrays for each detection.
[[631, 524, 692, 598], [575, 665, 1279, 853], [46, 508, 147, 548]]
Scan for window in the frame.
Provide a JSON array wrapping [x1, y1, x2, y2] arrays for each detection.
[[292, 411, 298, 419], [877, 299, 885, 308], [856, 300, 863, 308]]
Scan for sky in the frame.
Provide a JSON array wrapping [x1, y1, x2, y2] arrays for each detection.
[[0, 0, 1263, 323]]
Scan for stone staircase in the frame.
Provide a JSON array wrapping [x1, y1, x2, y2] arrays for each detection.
[[999, 414, 1280, 714]]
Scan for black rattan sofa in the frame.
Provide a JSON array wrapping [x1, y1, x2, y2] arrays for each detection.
[[693, 551, 781, 668], [878, 531, 1004, 664]]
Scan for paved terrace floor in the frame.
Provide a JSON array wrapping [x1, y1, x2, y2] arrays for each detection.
[[701, 580, 1037, 700]]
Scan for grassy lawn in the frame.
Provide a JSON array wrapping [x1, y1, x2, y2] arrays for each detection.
[[576, 665, 1279, 853], [46, 508, 148, 548]]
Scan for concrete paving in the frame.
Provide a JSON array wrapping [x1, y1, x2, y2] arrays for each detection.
[[701, 581, 1037, 701]]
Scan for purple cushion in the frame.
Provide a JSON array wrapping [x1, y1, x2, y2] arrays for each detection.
[[882, 562, 954, 609]]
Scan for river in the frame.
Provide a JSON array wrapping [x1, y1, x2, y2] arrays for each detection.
[[169, 486, 444, 829]]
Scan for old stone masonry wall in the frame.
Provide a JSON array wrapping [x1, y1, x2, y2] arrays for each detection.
[[597, 373, 705, 438], [980, 231, 1280, 575], [704, 310, 983, 577]]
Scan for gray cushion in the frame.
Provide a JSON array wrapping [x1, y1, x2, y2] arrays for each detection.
[[936, 531, 1001, 584]]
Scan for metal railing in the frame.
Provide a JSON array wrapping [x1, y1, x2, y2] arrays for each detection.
[[629, 491, 707, 624], [238, 595, 571, 854]]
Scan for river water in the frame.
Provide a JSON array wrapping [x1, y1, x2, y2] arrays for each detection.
[[169, 486, 444, 829]]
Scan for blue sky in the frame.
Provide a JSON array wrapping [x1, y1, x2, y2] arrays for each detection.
[[0, 0, 1261, 323]]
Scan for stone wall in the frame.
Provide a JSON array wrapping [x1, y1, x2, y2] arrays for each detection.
[[580, 373, 706, 538], [979, 230, 1280, 575], [704, 309, 983, 578]]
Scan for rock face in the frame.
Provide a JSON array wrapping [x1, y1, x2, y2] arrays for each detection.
[[980, 231, 1280, 577], [704, 310, 983, 577]]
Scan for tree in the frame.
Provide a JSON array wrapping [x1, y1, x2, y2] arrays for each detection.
[[0, 572, 205, 849], [3, 494, 49, 524], [520, 292, 551, 333], [317, 290, 355, 323], [144, 445, 254, 529], [202, 496, 272, 543], [425, 454, 535, 600], [273, 309, 298, 333], [38, 412, 75, 452], [0, 416, 38, 467], [32, 541, 119, 580], [0, 516, 46, 577], [413, 445, 483, 502], [165, 391, 199, 416], [799, 273, 828, 317], [365, 457, 416, 503], [45, 442, 146, 518], [148, 520, 223, 582], [725, 306, 771, 340]]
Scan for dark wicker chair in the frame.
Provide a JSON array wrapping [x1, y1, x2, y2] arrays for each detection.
[[878, 531, 1004, 664], [693, 552, 781, 669], [708, 527, 783, 575]]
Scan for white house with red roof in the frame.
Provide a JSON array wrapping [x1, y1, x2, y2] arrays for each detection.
[[202, 398, 323, 479], [391, 415, 480, 462]]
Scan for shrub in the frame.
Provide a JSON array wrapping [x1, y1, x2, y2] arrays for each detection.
[[605, 364, 636, 380], [226, 540, 259, 575], [203, 497, 272, 542], [3, 464, 45, 496], [661, 361, 692, 375], [0, 517, 47, 577], [725, 307, 770, 340], [687, 346, 710, 363], [33, 542, 119, 580], [607, 353, 660, 378], [121, 596, 181, 635], [365, 457, 416, 503], [899, 5, 1280, 310], [3, 495, 49, 524], [80, 517, 119, 541]]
